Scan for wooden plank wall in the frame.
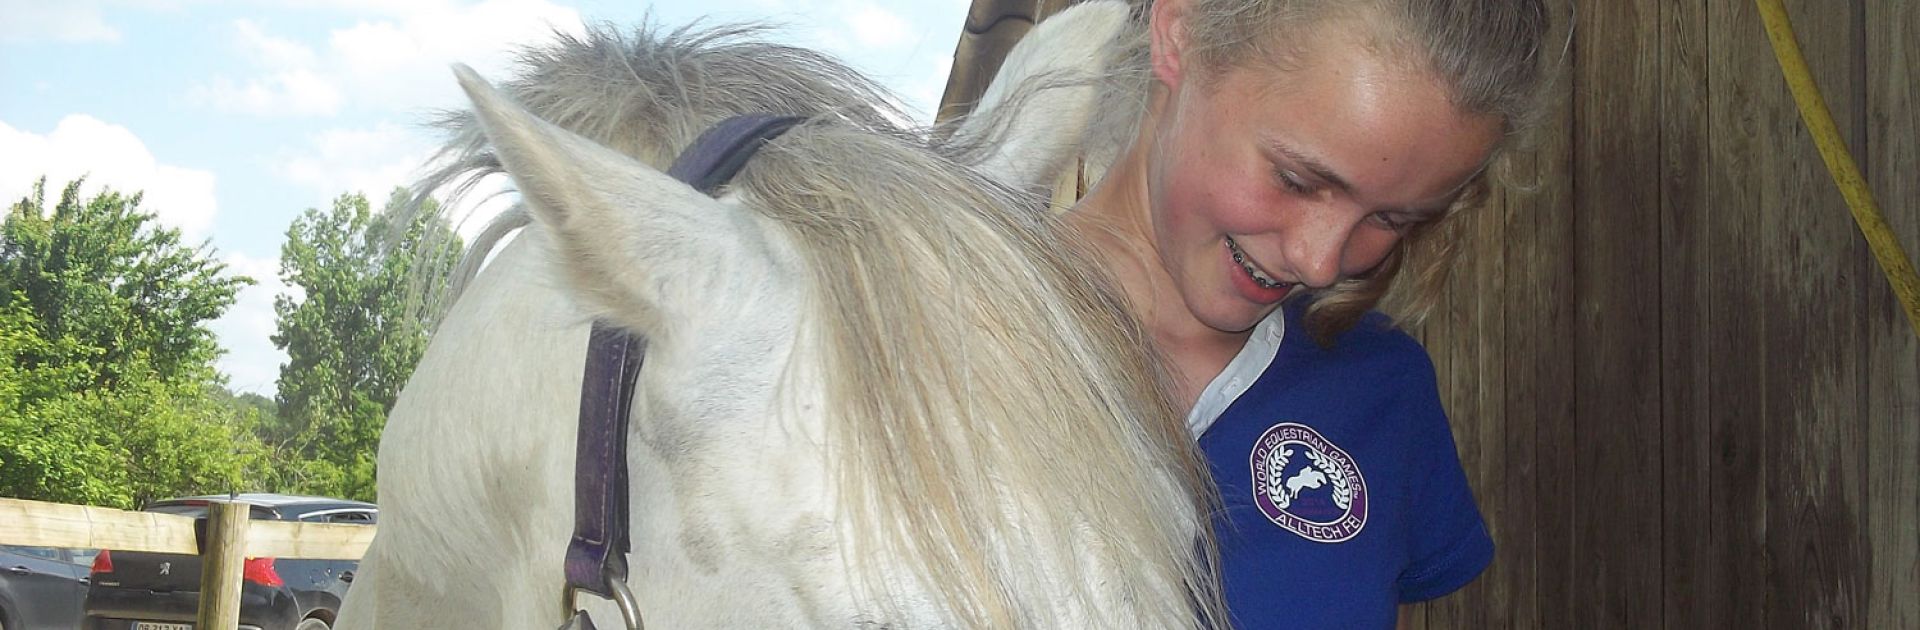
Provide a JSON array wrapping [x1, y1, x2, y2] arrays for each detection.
[[1403, 0, 1920, 628], [1866, 2, 1919, 627], [942, 0, 1918, 627]]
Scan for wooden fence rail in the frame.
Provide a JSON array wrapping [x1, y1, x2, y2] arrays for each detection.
[[0, 497, 375, 628]]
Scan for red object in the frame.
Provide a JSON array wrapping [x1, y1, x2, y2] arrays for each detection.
[[90, 549, 113, 574], [243, 557, 283, 587]]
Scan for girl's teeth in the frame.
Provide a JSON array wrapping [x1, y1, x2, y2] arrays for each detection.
[[1227, 239, 1285, 289]]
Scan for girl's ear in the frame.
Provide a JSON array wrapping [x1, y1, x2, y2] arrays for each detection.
[[1148, 0, 1193, 88]]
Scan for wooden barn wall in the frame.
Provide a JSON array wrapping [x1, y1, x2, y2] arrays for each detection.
[[1402, 0, 1920, 627], [941, 0, 1918, 627]]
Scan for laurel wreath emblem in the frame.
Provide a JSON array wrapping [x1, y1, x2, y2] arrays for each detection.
[[1262, 442, 1356, 514], [1251, 424, 1369, 542], [1263, 443, 1295, 509], [1303, 447, 1353, 510]]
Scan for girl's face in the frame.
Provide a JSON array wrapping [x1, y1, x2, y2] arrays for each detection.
[[1144, 11, 1503, 334]]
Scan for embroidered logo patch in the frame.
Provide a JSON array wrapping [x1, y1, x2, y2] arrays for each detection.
[[1250, 422, 1369, 543]]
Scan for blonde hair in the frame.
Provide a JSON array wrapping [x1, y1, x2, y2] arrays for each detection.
[[1086, 0, 1557, 341]]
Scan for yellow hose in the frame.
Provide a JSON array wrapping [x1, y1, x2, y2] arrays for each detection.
[[1755, 0, 1920, 340]]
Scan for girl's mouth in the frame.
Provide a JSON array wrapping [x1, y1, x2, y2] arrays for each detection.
[[1226, 236, 1290, 290]]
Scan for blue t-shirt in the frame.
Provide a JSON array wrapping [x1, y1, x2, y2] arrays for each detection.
[[1198, 301, 1492, 629]]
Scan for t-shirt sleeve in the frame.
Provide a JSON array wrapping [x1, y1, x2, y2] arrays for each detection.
[[1394, 350, 1495, 603]]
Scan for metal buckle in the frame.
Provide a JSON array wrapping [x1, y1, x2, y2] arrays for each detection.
[[560, 565, 643, 630]]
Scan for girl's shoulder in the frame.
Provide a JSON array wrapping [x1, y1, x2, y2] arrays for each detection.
[[1275, 301, 1434, 383]]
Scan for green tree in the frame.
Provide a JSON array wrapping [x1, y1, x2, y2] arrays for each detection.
[[0, 300, 123, 505], [0, 178, 272, 508], [272, 188, 460, 501]]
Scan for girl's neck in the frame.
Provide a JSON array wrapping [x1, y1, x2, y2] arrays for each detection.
[[1066, 130, 1252, 411], [1066, 132, 1168, 334]]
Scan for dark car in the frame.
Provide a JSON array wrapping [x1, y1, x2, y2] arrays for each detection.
[[82, 494, 376, 630], [1, 545, 96, 630]]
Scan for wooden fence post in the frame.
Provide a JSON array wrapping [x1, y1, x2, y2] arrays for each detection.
[[196, 500, 250, 629]]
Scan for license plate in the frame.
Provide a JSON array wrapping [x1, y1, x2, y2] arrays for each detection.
[[134, 623, 193, 630]]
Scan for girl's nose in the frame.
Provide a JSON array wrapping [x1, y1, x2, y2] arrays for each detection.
[[1279, 205, 1360, 289]]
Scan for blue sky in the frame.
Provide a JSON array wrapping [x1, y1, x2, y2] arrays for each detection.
[[0, 0, 971, 396]]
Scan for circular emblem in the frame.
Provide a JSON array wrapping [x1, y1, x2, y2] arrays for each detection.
[[1249, 422, 1369, 543]]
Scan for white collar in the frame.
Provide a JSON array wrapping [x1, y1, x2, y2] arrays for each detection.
[[1185, 307, 1288, 438]]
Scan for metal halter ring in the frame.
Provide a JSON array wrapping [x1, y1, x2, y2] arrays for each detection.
[[561, 566, 643, 630]]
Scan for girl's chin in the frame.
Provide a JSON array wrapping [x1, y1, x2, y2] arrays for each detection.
[[1189, 300, 1282, 336]]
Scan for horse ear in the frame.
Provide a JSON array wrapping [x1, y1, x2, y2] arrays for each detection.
[[451, 63, 777, 332], [947, 0, 1128, 194]]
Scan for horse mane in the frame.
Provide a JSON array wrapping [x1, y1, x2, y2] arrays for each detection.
[[739, 123, 1221, 627], [412, 20, 1222, 628], [403, 21, 908, 311]]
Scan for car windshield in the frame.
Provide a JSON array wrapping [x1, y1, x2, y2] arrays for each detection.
[[4, 545, 64, 561], [145, 503, 280, 520]]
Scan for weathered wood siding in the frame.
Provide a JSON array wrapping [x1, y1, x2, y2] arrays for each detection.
[[942, 0, 1919, 627], [1411, 0, 1920, 627]]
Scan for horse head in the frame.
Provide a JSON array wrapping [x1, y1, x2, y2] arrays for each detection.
[[338, 3, 1218, 628]]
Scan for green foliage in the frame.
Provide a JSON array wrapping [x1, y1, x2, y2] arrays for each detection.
[[0, 178, 271, 508], [0, 299, 123, 505], [1, 179, 248, 386], [272, 189, 460, 502], [1, 178, 458, 509]]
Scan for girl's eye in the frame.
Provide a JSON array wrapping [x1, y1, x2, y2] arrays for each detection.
[[1275, 168, 1315, 195], [1368, 212, 1415, 232]]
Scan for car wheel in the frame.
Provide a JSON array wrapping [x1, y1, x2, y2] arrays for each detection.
[[296, 617, 330, 630]]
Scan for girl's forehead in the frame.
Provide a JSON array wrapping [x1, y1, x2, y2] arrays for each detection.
[[1203, 32, 1500, 208]]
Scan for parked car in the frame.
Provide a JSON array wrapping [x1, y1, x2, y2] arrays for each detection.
[[82, 494, 376, 630], [1, 545, 95, 630]]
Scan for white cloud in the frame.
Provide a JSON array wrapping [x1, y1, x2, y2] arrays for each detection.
[[747, 0, 932, 54], [234, 17, 318, 68], [187, 69, 346, 117], [329, 0, 588, 110], [184, 18, 345, 116], [0, 115, 220, 238], [277, 122, 436, 199], [844, 4, 912, 48], [189, 0, 585, 119], [0, 0, 120, 43], [258, 0, 454, 14], [212, 251, 294, 396]]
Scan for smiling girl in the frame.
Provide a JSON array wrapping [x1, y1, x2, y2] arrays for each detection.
[[1064, 0, 1552, 626]]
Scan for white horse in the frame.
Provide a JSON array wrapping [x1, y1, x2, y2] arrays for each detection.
[[334, 3, 1217, 628]]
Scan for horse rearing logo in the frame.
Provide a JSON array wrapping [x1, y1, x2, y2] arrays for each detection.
[[1249, 422, 1369, 543]]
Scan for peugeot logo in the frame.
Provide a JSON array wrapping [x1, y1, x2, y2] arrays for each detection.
[[158, 562, 171, 576]]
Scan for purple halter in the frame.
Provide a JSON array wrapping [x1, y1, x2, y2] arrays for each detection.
[[560, 114, 805, 630]]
